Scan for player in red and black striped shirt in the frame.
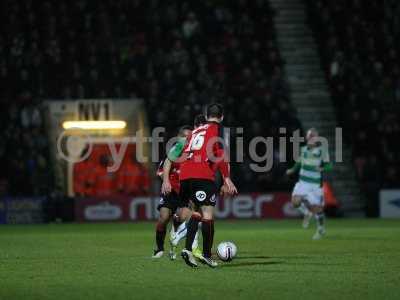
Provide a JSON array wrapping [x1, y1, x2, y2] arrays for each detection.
[[180, 103, 237, 268]]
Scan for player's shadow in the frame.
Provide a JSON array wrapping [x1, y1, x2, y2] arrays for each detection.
[[220, 254, 312, 268], [219, 260, 282, 268], [272, 255, 312, 260], [235, 255, 272, 260], [237, 254, 312, 261]]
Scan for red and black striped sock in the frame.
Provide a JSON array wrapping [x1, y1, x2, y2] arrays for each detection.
[[202, 219, 214, 258], [155, 222, 166, 251], [185, 214, 201, 251]]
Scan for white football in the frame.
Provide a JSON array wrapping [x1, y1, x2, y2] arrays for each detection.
[[216, 241, 237, 262]]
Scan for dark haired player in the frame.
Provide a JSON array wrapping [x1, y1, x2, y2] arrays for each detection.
[[193, 114, 207, 128], [180, 103, 237, 268], [152, 125, 192, 259]]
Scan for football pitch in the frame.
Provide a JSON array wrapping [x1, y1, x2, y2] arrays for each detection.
[[0, 219, 399, 300]]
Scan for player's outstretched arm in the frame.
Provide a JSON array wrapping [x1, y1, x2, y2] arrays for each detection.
[[161, 158, 172, 195], [286, 161, 301, 176], [214, 149, 237, 195], [318, 161, 333, 172], [161, 138, 186, 195], [210, 124, 237, 196], [223, 177, 238, 196]]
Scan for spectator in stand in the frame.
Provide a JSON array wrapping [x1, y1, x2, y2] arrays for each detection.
[[117, 153, 150, 196], [91, 154, 117, 197], [182, 12, 200, 40], [73, 151, 95, 197]]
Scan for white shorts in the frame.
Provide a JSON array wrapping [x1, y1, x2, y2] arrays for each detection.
[[292, 181, 324, 206]]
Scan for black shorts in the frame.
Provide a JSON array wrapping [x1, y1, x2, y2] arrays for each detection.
[[179, 179, 217, 207], [157, 191, 186, 212]]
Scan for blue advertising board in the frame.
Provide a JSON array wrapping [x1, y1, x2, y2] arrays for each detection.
[[0, 197, 46, 224]]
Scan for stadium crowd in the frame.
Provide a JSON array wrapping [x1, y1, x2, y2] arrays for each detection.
[[0, 0, 300, 196], [306, 0, 400, 190], [3, 0, 398, 200]]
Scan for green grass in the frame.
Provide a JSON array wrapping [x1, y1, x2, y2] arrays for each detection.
[[0, 220, 400, 300]]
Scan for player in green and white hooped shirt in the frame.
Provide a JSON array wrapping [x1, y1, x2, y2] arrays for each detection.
[[286, 128, 332, 240], [162, 115, 208, 259]]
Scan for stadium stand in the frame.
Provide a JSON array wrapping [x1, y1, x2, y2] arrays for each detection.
[[305, 0, 400, 214], [0, 0, 302, 195]]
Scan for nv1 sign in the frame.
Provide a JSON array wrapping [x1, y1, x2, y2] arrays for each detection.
[[77, 100, 112, 121], [380, 190, 400, 218]]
